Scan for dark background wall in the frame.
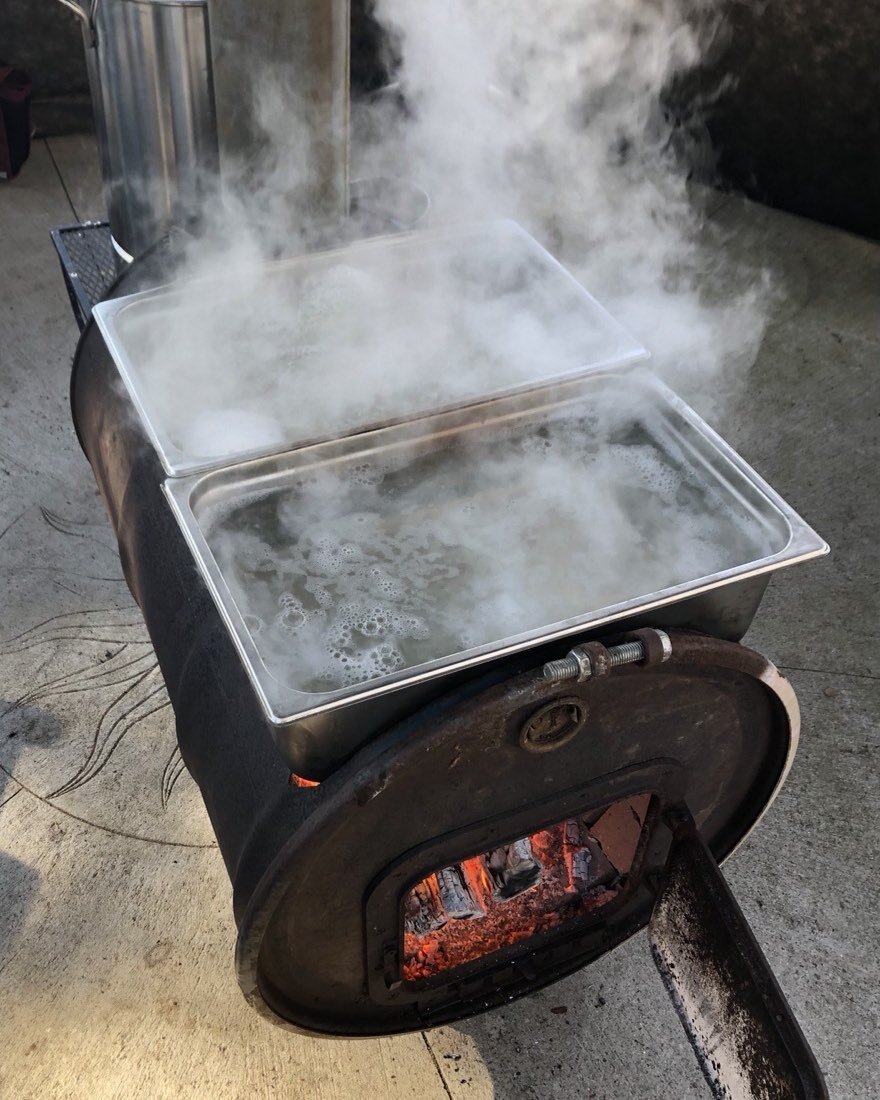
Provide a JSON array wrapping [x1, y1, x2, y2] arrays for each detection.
[[2, 0, 91, 132], [688, 0, 880, 241], [2, 0, 878, 239]]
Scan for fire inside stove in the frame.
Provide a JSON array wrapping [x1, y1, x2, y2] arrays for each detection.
[[402, 793, 652, 982]]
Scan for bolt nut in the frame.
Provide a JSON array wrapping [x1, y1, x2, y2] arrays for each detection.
[[570, 646, 593, 681], [578, 641, 612, 679], [627, 627, 673, 666]]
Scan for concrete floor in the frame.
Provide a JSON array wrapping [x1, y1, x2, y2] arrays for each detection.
[[0, 136, 877, 1099]]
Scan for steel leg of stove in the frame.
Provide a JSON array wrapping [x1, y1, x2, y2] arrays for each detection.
[[650, 807, 828, 1100]]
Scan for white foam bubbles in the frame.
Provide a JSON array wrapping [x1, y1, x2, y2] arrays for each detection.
[[206, 397, 775, 695]]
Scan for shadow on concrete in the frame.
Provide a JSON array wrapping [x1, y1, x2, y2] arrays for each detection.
[[0, 708, 41, 969]]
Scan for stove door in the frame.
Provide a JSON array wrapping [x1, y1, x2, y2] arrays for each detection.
[[235, 631, 802, 1040]]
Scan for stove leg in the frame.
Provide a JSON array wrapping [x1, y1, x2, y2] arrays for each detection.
[[649, 806, 828, 1100]]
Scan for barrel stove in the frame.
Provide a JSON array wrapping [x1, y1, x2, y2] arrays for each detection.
[[67, 219, 830, 1098], [54, 2, 831, 1096]]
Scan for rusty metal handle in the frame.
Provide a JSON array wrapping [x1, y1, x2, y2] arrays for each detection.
[[649, 806, 829, 1100]]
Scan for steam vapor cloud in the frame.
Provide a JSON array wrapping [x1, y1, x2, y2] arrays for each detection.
[[124, 0, 775, 695]]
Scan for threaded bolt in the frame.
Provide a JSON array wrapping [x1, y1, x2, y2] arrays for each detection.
[[607, 640, 645, 667], [542, 631, 671, 684], [542, 654, 584, 682]]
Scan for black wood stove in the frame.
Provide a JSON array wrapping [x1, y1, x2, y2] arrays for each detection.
[[60, 217, 830, 1099]]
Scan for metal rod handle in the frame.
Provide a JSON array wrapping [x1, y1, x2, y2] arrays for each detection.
[[55, 0, 90, 23], [55, 0, 99, 44], [650, 807, 829, 1100]]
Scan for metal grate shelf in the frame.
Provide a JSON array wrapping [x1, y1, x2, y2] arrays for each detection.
[[50, 222, 120, 330]]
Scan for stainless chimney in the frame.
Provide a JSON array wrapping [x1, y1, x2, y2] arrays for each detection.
[[207, 0, 351, 225]]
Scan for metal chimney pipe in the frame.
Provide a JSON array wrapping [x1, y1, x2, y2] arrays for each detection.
[[207, 0, 351, 225]]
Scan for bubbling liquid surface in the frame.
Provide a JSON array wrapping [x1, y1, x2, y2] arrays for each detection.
[[203, 402, 779, 694]]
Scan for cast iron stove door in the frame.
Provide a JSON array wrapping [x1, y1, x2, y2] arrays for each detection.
[[232, 630, 823, 1100]]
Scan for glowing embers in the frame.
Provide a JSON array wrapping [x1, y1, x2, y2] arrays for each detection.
[[288, 772, 320, 789], [402, 793, 652, 982]]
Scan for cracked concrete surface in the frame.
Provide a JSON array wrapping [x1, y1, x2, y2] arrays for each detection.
[[0, 136, 877, 1099]]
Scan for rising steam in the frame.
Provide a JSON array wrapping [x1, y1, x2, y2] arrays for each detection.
[[115, 0, 775, 699]]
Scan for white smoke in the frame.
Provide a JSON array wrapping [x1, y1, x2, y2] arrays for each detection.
[[359, 0, 770, 398]]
